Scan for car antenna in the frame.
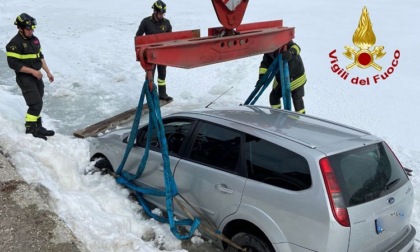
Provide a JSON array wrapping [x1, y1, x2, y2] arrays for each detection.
[[205, 86, 233, 108]]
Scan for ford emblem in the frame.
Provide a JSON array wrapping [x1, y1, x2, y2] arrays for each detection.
[[387, 197, 395, 204]]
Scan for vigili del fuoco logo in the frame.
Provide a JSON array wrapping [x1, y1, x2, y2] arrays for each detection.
[[329, 6, 400, 85]]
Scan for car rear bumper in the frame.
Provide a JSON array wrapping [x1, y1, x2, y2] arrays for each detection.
[[388, 225, 416, 252]]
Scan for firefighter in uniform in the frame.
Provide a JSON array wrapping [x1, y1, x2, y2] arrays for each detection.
[[136, 0, 173, 101], [6, 13, 55, 140], [259, 40, 307, 114]]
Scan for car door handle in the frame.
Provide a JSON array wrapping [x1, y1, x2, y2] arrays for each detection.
[[216, 183, 234, 194]]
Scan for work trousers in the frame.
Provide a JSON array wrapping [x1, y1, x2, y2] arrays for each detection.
[[16, 73, 44, 116], [269, 83, 305, 112]]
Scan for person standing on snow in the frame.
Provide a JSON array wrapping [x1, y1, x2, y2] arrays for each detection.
[[136, 0, 173, 102], [258, 40, 307, 114], [6, 13, 55, 140]]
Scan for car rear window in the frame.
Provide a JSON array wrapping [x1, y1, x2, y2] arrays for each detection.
[[327, 142, 409, 207]]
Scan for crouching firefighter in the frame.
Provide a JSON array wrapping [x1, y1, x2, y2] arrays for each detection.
[[258, 40, 307, 114], [6, 13, 55, 140]]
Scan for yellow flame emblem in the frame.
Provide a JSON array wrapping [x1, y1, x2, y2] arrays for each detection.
[[343, 7, 386, 71]]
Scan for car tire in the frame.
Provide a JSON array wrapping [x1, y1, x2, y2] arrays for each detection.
[[226, 232, 273, 252], [93, 157, 114, 175]]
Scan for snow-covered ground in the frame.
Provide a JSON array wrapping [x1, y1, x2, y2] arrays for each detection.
[[1, 0, 419, 251]]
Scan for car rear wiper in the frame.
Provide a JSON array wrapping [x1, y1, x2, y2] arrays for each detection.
[[404, 167, 413, 176], [385, 178, 400, 191]]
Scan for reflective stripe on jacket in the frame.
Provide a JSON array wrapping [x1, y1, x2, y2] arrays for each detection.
[[6, 32, 44, 72], [259, 40, 306, 91]]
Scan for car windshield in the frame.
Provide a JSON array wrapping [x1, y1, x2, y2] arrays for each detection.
[[327, 142, 409, 207]]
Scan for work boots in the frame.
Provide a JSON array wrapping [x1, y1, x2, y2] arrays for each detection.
[[25, 122, 47, 140], [37, 117, 55, 136], [158, 85, 173, 102]]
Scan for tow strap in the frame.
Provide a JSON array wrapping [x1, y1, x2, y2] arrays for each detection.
[[115, 80, 200, 240], [244, 54, 291, 110]]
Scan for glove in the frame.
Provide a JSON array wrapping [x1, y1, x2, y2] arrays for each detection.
[[282, 49, 294, 61]]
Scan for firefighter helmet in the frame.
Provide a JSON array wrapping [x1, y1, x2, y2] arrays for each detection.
[[14, 13, 37, 30], [152, 0, 166, 13]]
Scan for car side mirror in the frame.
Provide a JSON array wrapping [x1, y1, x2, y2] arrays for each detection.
[[122, 132, 129, 143]]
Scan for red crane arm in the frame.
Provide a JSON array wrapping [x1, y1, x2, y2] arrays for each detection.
[[211, 0, 249, 30], [135, 20, 294, 69]]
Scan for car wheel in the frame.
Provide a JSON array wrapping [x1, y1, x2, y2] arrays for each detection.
[[93, 157, 114, 175], [226, 232, 273, 252]]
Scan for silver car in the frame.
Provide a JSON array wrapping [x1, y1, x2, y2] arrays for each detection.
[[89, 105, 416, 252]]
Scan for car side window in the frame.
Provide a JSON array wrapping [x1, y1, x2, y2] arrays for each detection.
[[138, 119, 193, 155], [245, 134, 311, 191], [189, 122, 241, 172]]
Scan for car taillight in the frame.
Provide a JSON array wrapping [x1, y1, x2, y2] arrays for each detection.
[[319, 157, 350, 227]]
